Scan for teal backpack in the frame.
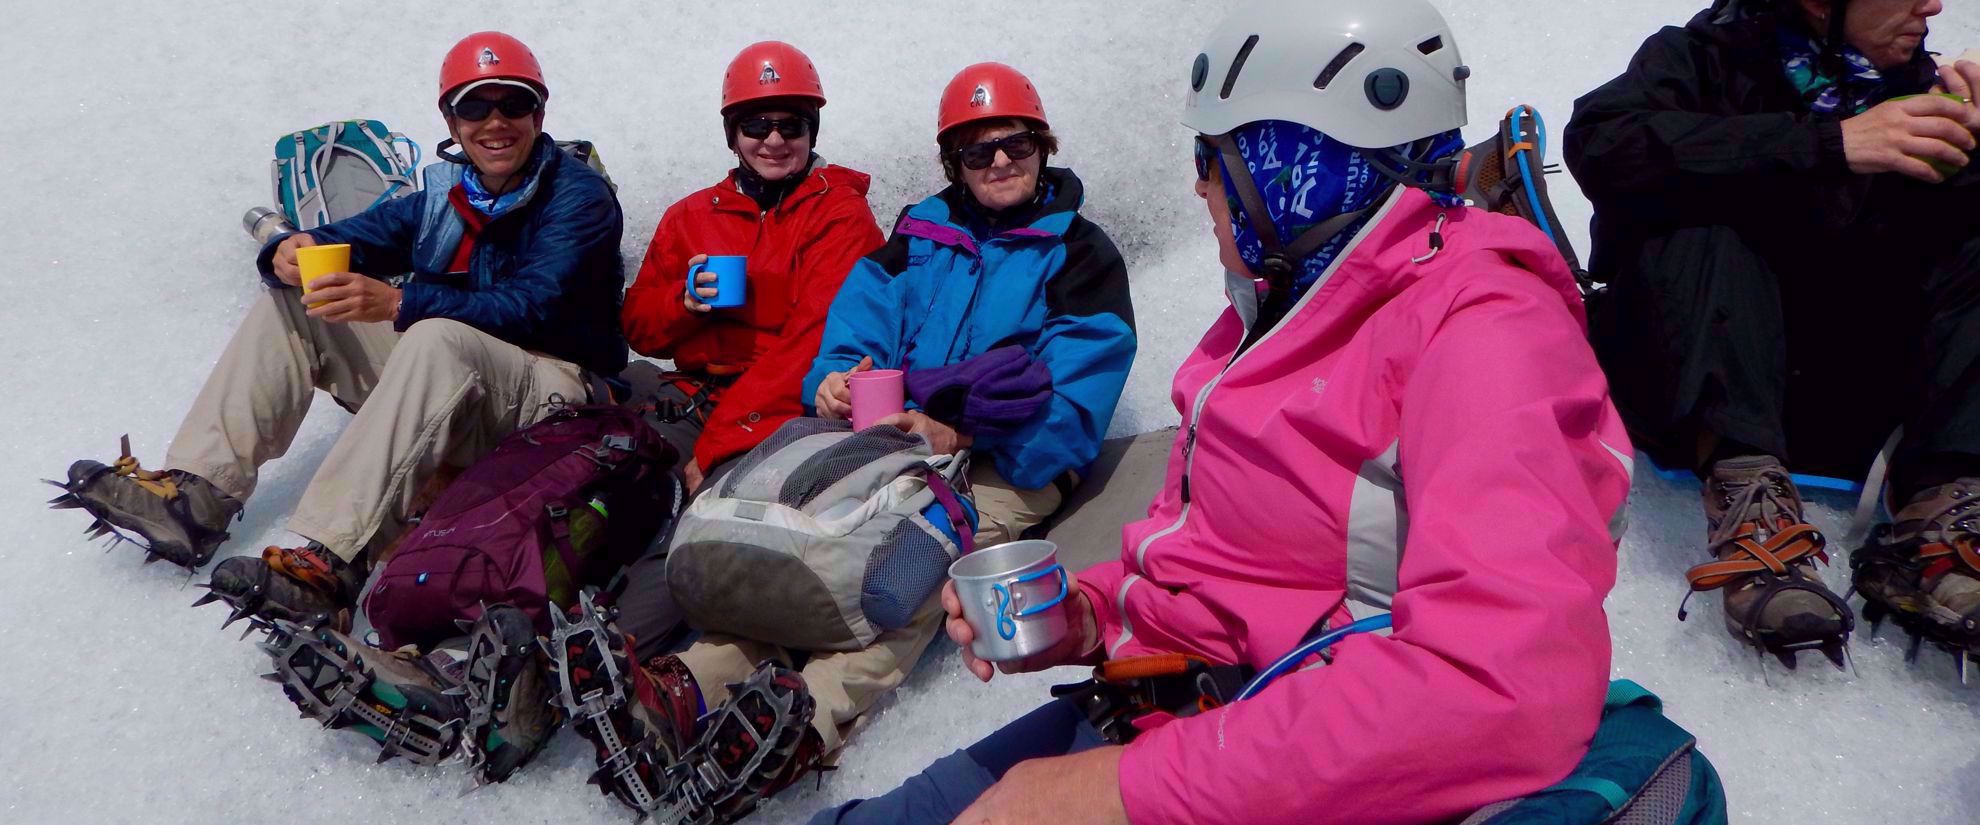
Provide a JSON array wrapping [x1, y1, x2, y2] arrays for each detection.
[[271, 119, 420, 230], [1460, 680, 1729, 825]]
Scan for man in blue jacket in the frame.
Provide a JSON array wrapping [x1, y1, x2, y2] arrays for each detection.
[[52, 31, 625, 627]]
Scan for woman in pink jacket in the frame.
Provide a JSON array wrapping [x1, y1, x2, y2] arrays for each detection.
[[812, 2, 1633, 823]]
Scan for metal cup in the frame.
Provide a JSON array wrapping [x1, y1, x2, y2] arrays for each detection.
[[948, 539, 1070, 662]]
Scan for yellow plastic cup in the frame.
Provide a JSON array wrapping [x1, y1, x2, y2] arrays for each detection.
[[295, 243, 351, 294]]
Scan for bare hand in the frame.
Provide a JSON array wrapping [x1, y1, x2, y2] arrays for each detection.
[[682, 254, 718, 313], [683, 461, 704, 496], [303, 272, 401, 324], [874, 409, 973, 455], [950, 746, 1128, 825], [271, 232, 317, 287], [942, 579, 1099, 683], [1842, 94, 1976, 182], [1933, 59, 1980, 134], [814, 356, 872, 420]]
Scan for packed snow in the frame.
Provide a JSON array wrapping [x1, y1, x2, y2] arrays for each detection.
[[4, 1, 1980, 822]]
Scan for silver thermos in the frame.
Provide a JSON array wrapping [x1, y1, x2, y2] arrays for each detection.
[[243, 207, 298, 245]]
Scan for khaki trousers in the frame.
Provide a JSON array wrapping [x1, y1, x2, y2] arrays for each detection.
[[674, 459, 1063, 752], [164, 290, 587, 561]]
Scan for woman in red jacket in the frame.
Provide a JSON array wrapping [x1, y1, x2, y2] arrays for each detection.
[[613, 40, 884, 655], [619, 40, 885, 491]]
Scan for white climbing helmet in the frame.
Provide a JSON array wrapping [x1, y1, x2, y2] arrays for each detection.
[[1182, 0, 1470, 149]]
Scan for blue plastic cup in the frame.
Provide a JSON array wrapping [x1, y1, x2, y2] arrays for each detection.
[[687, 255, 748, 309]]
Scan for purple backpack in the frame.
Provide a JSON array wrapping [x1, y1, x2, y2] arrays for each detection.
[[363, 403, 681, 650]]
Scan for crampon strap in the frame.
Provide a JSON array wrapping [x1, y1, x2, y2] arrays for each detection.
[[1684, 523, 1829, 592], [111, 435, 178, 500], [263, 544, 344, 594], [1918, 538, 1980, 581]]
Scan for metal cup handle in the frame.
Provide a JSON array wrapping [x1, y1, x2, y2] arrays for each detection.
[[991, 564, 1068, 641]]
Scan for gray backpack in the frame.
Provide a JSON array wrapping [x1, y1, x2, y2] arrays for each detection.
[[665, 418, 976, 652]]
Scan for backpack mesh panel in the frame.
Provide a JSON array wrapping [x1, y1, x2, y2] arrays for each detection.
[[721, 417, 844, 498], [860, 517, 953, 629], [779, 428, 918, 509], [1616, 752, 1694, 825]]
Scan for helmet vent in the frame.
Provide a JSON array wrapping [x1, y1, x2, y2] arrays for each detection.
[[1416, 36, 1443, 55], [1314, 43, 1366, 90], [1220, 34, 1260, 100]]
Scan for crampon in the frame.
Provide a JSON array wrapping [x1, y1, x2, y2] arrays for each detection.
[[256, 618, 466, 766], [44, 435, 237, 572], [1682, 522, 1854, 672], [546, 590, 820, 824], [190, 546, 356, 639], [1851, 526, 1980, 685], [457, 603, 562, 792]]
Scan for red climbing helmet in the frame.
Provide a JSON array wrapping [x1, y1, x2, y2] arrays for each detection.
[[937, 62, 1049, 140], [438, 32, 548, 105], [722, 41, 827, 113]]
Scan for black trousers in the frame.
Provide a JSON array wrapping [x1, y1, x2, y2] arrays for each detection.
[[1590, 223, 1980, 500], [608, 361, 721, 659]]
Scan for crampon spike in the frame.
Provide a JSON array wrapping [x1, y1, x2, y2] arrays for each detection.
[[46, 494, 83, 510], [260, 672, 285, 684], [1821, 641, 1849, 673], [1906, 632, 1925, 665], [190, 588, 222, 608]]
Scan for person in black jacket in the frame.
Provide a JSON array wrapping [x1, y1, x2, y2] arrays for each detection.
[[1567, 0, 1980, 667]]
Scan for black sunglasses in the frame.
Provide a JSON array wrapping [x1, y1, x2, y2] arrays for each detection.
[[1193, 137, 1220, 182], [452, 93, 541, 122], [738, 116, 810, 141], [951, 131, 1042, 171]]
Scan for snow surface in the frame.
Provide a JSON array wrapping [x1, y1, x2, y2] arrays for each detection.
[[4, 1, 1980, 822]]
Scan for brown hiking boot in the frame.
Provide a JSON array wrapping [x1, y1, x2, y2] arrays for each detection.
[[1683, 455, 1852, 668], [194, 543, 365, 633], [46, 436, 240, 569], [1852, 480, 1980, 651]]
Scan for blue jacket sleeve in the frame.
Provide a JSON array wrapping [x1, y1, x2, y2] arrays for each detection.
[[801, 232, 913, 412], [393, 174, 622, 340], [981, 216, 1137, 490], [255, 193, 423, 288]]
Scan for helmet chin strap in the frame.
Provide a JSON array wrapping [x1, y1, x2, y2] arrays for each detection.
[[1208, 133, 1396, 297], [1366, 138, 1462, 194]]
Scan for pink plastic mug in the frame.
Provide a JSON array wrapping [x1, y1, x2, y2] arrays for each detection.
[[849, 369, 906, 431]]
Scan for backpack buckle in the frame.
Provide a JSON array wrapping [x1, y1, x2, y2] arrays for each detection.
[[603, 435, 635, 452], [545, 503, 568, 519]]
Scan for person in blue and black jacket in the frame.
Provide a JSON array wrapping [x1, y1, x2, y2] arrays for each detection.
[[806, 61, 1136, 548]]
